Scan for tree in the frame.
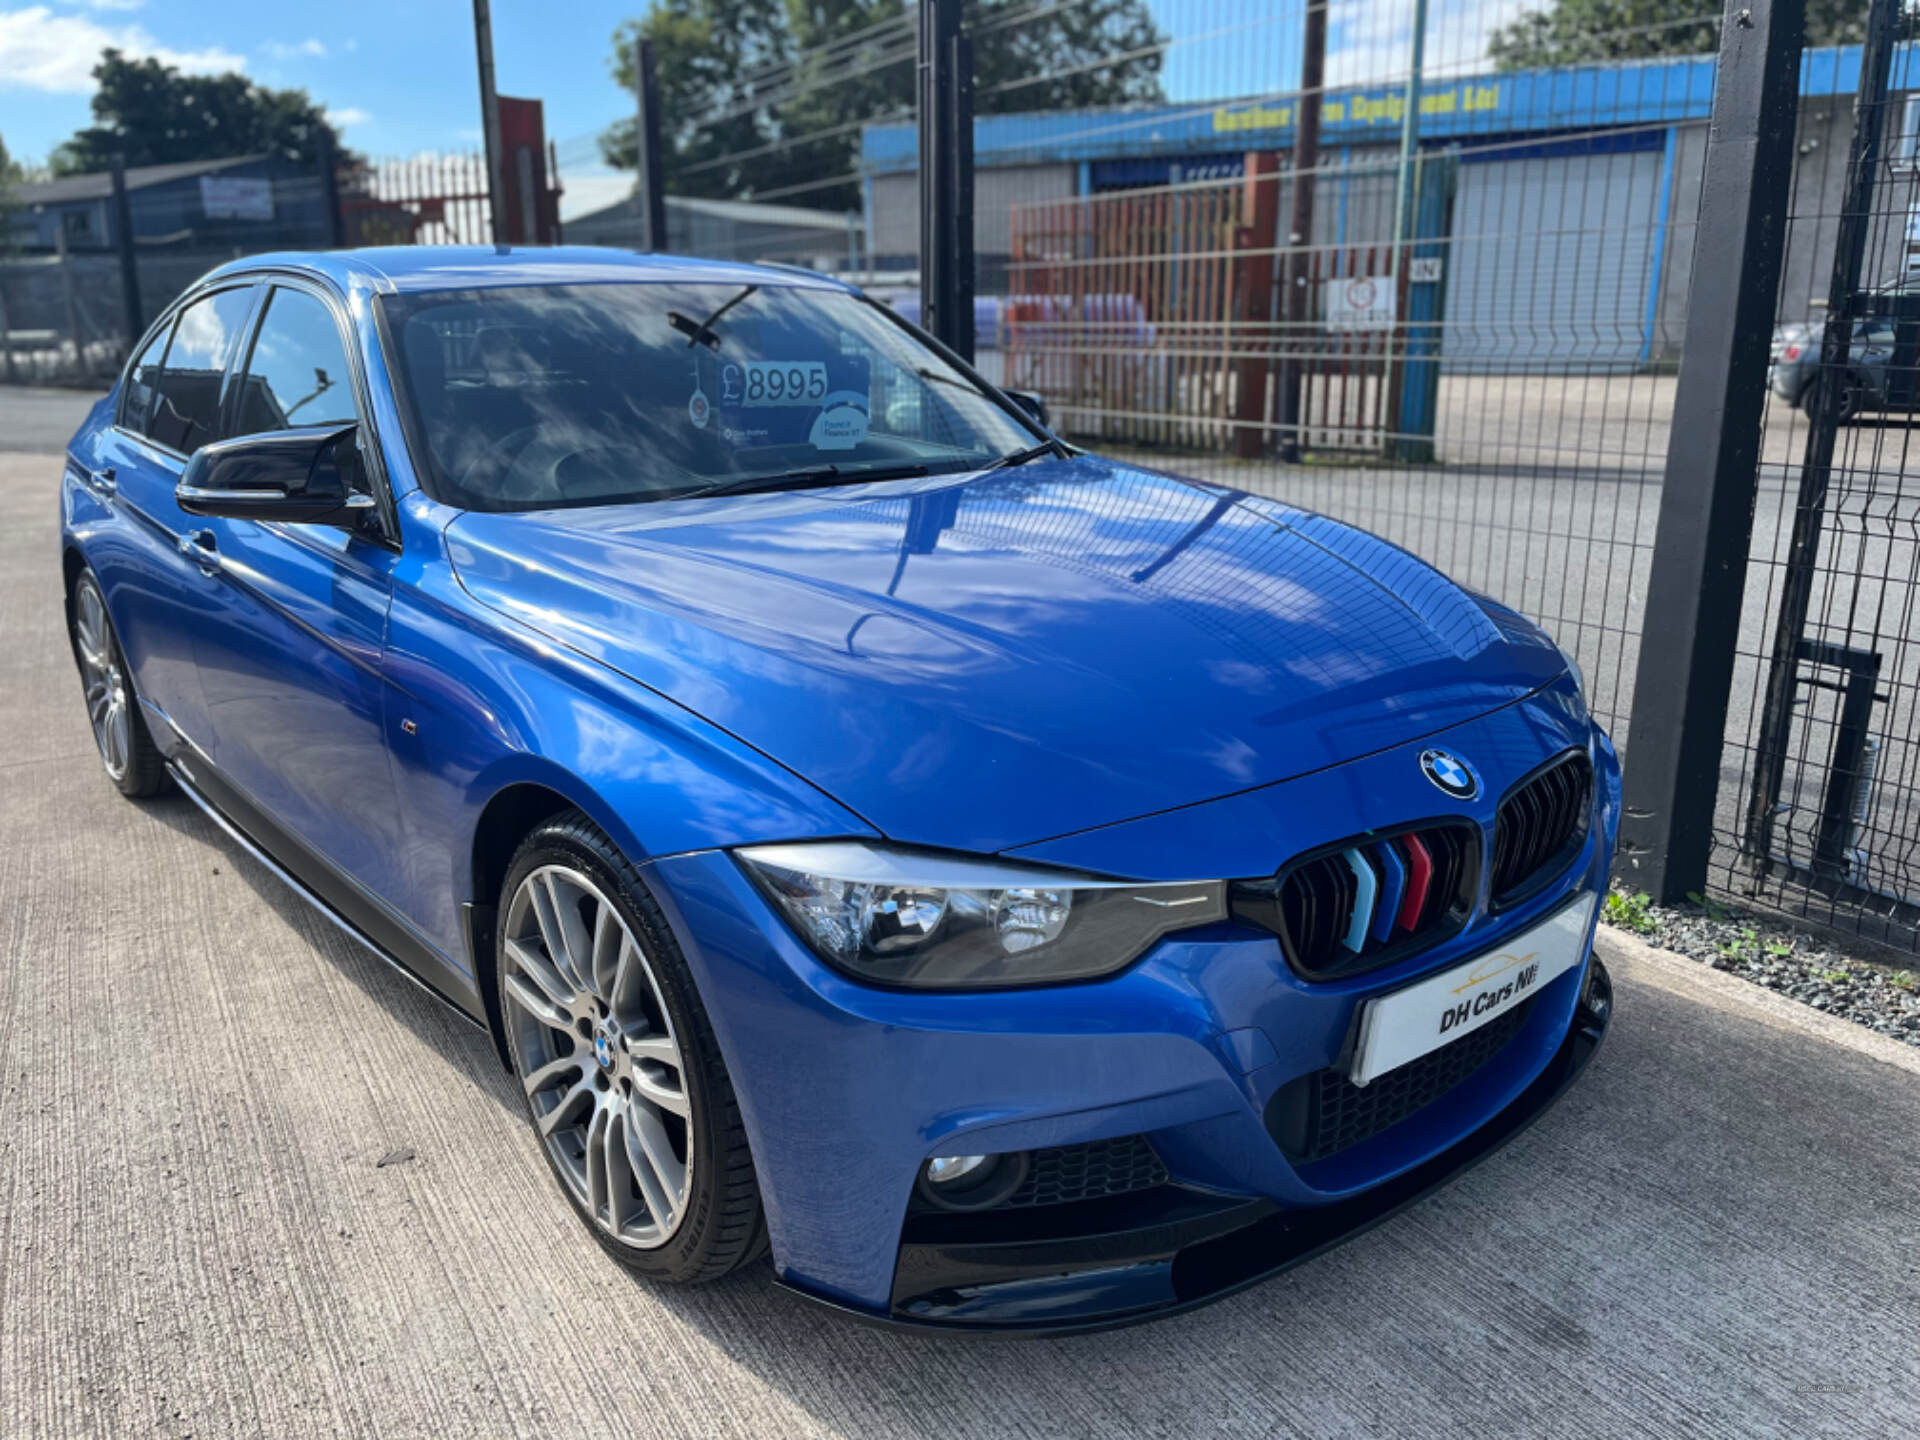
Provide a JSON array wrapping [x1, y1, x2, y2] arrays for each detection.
[[601, 0, 1166, 209], [51, 49, 354, 175], [1488, 0, 1880, 70]]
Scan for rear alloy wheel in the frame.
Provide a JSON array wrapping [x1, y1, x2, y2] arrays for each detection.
[[497, 813, 766, 1281], [69, 569, 167, 798]]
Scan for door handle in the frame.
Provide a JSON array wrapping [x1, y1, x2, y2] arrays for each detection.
[[89, 465, 116, 497], [178, 529, 221, 574]]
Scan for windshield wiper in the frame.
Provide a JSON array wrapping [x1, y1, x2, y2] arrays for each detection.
[[686, 461, 931, 500], [987, 440, 1067, 471]]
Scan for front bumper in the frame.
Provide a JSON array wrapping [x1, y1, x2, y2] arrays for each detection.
[[644, 692, 1620, 1332], [808, 957, 1610, 1334]]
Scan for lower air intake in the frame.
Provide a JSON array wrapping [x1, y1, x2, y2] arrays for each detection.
[[1266, 999, 1536, 1164]]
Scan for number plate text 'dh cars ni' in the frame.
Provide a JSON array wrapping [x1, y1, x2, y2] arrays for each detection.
[[1349, 893, 1598, 1086]]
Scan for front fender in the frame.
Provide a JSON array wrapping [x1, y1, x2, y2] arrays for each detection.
[[380, 493, 875, 968]]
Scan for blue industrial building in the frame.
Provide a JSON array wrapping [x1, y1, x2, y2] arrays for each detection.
[[861, 43, 1920, 368]]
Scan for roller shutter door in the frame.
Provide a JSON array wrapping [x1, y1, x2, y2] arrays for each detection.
[[1446, 147, 1666, 372]]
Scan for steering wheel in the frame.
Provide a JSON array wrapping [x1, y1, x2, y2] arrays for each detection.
[[457, 418, 705, 505]]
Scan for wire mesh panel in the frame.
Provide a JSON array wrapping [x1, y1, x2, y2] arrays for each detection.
[[931, 0, 1751, 748], [1712, 17, 1920, 952]]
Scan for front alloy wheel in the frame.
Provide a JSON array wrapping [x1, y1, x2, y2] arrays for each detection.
[[503, 863, 693, 1247], [496, 812, 766, 1282]]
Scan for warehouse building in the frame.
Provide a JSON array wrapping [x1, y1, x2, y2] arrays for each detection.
[[860, 43, 1920, 370]]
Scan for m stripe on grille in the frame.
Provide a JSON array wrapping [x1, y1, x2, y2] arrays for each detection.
[[1339, 848, 1377, 953]]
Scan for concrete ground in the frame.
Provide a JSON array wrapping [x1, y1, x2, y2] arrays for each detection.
[[5, 421, 1920, 1437]]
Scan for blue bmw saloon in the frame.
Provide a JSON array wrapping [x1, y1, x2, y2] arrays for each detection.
[[60, 248, 1616, 1332]]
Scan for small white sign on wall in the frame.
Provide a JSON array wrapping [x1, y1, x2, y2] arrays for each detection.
[[200, 176, 275, 222], [1323, 275, 1396, 332], [1409, 256, 1444, 284]]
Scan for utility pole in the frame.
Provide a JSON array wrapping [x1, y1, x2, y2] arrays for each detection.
[[1277, 0, 1327, 463], [1391, 0, 1430, 269], [108, 155, 142, 345], [472, 0, 509, 246], [918, 0, 975, 361], [632, 36, 669, 252]]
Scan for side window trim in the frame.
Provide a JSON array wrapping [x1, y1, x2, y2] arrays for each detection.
[[116, 317, 176, 437], [226, 275, 402, 550], [113, 280, 262, 459]]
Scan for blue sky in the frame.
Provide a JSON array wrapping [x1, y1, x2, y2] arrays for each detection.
[[1, 2, 1523, 218]]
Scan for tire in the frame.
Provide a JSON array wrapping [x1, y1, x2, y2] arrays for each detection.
[[1799, 374, 1859, 425], [495, 810, 767, 1283], [69, 568, 169, 799]]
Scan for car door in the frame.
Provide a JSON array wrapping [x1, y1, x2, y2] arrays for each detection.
[[86, 283, 262, 753], [186, 278, 407, 904]]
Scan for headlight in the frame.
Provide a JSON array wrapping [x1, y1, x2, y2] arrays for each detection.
[[735, 841, 1227, 989]]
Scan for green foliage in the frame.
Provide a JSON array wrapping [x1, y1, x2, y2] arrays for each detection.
[[1686, 890, 1733, 923], [1891, 970, 1916, 991], [1603, 888, 1658, 936], [1488, 0, 1879, 71], [51, 49, 355, 176], [602, 0, 1166, 209]]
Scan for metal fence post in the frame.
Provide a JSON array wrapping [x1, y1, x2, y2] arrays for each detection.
[[1742, 0, 1902, 868], [108, 155, 142, 343], [633, 37, 668, 252], [1616, 0, 1808, 902], [315, 130, 347, 249], [919, 0, 974, 361], [1276, 0, 1327, 463], [1232, 152, 1282, 458]]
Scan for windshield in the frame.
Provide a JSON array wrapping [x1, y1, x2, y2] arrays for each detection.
[[380, 281, 1043, 511]]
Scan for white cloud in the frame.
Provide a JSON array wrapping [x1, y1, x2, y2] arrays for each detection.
[[328, 106, 370, 129], [261, 37, 327, 61], [0, 6, 245, 93]]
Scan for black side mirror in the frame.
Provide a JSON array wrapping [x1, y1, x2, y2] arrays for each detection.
[[1004, 388, 1051, 431], [177, 424, 373, 526]]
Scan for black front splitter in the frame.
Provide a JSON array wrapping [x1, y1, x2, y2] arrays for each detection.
[[775, 958, 1613, 1336]]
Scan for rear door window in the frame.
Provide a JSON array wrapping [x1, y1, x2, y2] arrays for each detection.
[[120, 324, 172, 436], [147, 285, 256, 455]]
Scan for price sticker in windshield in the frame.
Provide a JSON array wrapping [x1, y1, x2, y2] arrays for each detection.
[[724, 360, 829, 407]]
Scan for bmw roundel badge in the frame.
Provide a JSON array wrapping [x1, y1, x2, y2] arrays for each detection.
[[1419, 748, 1480, 801]]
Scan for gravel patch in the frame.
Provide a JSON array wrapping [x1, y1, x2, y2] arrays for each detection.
[[1605, 888, 1920, 1048]]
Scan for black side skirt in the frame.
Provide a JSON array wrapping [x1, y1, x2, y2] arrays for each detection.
[[166, 751, 489, 1030]]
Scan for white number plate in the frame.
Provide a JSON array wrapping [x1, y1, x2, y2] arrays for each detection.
[[1349, 893, 1596, 1087], [740, 360, 829, 407]]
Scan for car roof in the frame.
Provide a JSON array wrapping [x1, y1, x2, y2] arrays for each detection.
[[198, 246, 856, 297]]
